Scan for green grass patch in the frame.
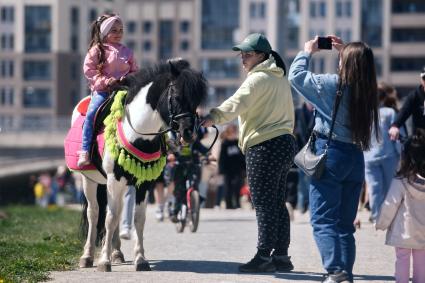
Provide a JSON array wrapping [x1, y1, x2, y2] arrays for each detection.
[[0, 205, 83, 283]]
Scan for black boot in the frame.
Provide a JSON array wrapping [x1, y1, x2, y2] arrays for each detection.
[[239, 250, 276, 273], [272, 255, 294, 272]]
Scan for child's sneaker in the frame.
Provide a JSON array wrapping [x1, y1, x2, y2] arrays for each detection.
[[77, 151, 90, 167]]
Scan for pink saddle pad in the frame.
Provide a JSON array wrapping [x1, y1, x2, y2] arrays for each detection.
[[64, 113, 104, 171]]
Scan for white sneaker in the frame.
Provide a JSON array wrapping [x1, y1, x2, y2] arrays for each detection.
[[77, 151, 90, 167], [119, 229, 131, 240], [155, 209, 164, 221]]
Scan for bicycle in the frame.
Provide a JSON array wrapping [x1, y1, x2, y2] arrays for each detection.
[[171, 154, 215, 233]]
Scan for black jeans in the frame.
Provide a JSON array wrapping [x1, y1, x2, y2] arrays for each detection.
[[246, 134, 296, 254]]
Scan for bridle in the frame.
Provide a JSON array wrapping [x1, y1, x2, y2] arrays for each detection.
[[124, 82, 219, 152]]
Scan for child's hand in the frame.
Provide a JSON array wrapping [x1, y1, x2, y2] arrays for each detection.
[[106, 78, 118, 86]]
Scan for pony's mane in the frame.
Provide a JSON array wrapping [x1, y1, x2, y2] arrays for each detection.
[[120, 59, 208, 110]]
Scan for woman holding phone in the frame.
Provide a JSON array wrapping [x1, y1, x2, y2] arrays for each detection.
[[288, 36, 379, 283]]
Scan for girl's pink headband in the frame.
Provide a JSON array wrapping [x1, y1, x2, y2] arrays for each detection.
[[100, 15, 121, 39]]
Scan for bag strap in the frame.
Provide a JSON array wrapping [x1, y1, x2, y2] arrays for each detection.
[[326, 80, 343, 146]]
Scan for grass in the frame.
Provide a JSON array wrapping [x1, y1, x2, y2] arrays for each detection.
[[0, 205, 83, 283]]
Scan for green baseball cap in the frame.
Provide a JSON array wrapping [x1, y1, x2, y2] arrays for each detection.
[[232, 33, 272, 53]]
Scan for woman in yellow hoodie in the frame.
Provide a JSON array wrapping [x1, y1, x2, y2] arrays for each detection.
[[204, 33, 295, 273]]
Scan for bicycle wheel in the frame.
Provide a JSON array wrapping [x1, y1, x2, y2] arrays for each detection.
[[189, 190, 200, 233], [175, 205, 187, 233]]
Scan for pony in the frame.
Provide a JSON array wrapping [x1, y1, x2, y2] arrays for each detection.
[[66, 59, 208, 272]]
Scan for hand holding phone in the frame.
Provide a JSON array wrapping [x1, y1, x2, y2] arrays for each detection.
[[318, 37, 332, 50]]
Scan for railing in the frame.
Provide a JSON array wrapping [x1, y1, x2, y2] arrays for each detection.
[[0, 116, 71, 133]]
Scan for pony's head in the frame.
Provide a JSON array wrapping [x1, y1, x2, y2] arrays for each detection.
[[122, 58, 208, 143]]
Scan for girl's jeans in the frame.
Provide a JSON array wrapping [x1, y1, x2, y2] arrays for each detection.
[[309, 136, 364, 281], [81, 91, 108, 152], [365, 155, 399, 221], [395, 247, 425, 283], [245, 134, 296, 254]]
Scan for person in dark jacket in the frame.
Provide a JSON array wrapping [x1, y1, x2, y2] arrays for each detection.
[[219, 124, 246, 209], [389, 66, 425, 140]]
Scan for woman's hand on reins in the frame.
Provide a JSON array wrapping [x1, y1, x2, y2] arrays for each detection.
[[201, 115, 214, 128]]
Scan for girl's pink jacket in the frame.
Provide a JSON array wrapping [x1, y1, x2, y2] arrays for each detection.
[[83, 42, 138, 92]]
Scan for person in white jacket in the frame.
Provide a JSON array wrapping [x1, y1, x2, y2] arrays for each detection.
[[376, 129, 425, 283]]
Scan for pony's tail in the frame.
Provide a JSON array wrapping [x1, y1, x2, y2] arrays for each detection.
[[79, 184, 108, 246]]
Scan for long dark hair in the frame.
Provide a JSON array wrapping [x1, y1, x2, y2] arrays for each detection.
[[339, 42, 379, 150], [378, 82, 399, 112], [88, 13, 117, 74], [255, 50, 287, 75], [397, 129, 425, 184]]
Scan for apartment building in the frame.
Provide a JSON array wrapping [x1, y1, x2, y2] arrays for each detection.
[[1, 0, 423, 131], [296, 0, 425, 96]]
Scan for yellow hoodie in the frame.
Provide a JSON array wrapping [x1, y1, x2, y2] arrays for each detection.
[[210, 56, 294, 153]]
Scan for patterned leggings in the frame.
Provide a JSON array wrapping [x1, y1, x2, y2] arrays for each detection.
[[246, 134, 296, 254]]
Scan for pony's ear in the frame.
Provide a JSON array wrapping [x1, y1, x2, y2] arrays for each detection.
[[168, 58, 190, 77]]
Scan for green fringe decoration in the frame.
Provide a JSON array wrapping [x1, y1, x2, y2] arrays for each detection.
[[103, 90, 166, 186]]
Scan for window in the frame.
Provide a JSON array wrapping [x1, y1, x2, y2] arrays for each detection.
[[0, 60, 14, 78], [202, 0, 239, 50], [23, 61, 51, 81], [392, 0, 425, 13], [391, 57, 425, 72], [201, 58, 239, 79], [23, 88, 52, 108], [250, 3, 256, 18], [180, 40, 189, 51], [71, 7, 79, 25], [319, 1, 326, 17], [336, 1, 343, 17], [180, 21, 190, 33], [70, 7, 79, 52], [375, 56, 382, 76], [159, 21, 173, 59], [1, 33, 14, 51], [143, 40, 151, 52], [0, 6, 14, 23], [143, 21, 152, 33], [127, 21, 136, 33], [392, 28, 425, 42], [310, 2, 316, 17], [345, 29, 352, 42], [361, 0, 382, 47], [345, 1, 352, 17], [259, 2, 266, 18], [89, 8, 97, 22], [70, 62, 79, 80], [25, 6, 51, 53], [0, 87, 14, 106], [126, 40, 136, 51]]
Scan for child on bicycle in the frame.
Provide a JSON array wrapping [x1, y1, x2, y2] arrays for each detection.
[[78, 13, 138, 167]]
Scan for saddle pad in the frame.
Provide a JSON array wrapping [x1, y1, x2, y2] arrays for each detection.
[[64, 113, 104, 171], [76, 95, 91, 115]]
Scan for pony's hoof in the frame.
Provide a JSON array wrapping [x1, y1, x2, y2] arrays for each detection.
[[112, 250, 125, 264], [79, 257, 93, 268], [97, 262, 112, 272], [136, 261, 151, 271]]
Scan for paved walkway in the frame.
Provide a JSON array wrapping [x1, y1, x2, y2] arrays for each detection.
[[50, 205, 395, 282]]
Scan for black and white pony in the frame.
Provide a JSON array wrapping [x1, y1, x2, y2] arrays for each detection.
[[74, 59, 207, 272]]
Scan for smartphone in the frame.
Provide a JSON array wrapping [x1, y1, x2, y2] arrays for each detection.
[[318, 37, 332, 50]]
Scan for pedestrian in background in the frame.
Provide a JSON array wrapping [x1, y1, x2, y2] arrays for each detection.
[[389, 66, 425, 141], [364, 82, 404, 223], [120, 186, 135, 240], [78, 13, 138, 167], [376, 129, 425, 283], [204, 33, 296, 273], [289, 36, 379, 283], [218, 124, 245, 209]]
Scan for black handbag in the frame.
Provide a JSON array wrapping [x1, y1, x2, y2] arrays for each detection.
[[294, 83, 343, 179]]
